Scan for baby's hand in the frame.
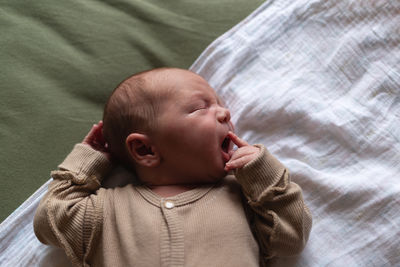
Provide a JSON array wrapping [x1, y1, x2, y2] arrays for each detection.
[[224, 132, 260, 172], [82, 121, 111, 160]]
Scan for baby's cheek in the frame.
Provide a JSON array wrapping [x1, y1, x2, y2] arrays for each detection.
[[229, 121, 235, 131]]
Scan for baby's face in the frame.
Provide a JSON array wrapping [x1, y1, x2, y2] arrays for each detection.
[[153, 70, 234, 184]]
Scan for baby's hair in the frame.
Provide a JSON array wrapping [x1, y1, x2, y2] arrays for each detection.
[[102, 68, 172, 167]]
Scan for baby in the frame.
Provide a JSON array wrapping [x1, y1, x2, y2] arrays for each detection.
[[34, 68, 312, 267]]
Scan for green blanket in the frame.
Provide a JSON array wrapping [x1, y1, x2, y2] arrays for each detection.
[[0, 0, 263, 222]]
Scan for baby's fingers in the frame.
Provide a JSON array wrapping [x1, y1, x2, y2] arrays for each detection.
[[225, 154, 256, 171], [228, 131, 249, 148], [83, 121, 103, 145], [93, 121, 106, 142], [83, 124, 98, 143]]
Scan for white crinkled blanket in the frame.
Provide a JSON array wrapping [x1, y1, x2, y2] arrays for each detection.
[[1, 0, 399, 266], [190, 0, 400, 265]]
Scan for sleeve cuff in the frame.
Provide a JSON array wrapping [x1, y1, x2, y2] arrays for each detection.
[[235, 144, 286, 200], [58, 143, 112, 181]]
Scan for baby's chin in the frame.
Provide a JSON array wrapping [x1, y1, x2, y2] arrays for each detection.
[[208, 168, 229, 182], [189, 171, 226, 185]]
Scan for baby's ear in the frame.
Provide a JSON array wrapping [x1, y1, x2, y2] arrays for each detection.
[[126, 133, 160, 167]]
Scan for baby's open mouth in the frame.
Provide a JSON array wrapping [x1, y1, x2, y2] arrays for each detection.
[[221, 136, 231, 153]]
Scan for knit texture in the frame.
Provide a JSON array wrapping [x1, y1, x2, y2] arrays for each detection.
[[34, 144, 312, 266]]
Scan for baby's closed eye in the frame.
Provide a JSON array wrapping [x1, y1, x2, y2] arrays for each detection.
[[189, 101, 209, 113]]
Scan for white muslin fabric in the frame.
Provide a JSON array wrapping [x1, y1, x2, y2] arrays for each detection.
[[190, 0, 400, 266], [1, 0, 399, 266]]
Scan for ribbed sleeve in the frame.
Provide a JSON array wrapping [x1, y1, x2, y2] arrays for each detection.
[[34, 144, 112, 266], [234, 144, 312, 262], [58, 143, 111, 180], [235, 145, 285, 200]]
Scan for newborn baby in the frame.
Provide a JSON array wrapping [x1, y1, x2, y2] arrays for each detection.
[[34, 67, 312, 267]]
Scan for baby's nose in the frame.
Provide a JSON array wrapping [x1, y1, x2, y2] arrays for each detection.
[[217, 107, 231, 123]]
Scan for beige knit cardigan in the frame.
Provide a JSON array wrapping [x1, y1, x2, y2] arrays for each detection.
[[34, 144, 312, 267]]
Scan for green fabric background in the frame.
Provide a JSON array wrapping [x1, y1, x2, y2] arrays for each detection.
[[0, 0, 263, 222]]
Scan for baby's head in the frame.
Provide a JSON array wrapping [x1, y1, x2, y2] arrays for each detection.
[[103, 68, 234, 185], [103, 68, 169, 165]]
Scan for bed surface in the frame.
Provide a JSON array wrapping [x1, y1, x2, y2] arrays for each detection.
[[0, 0, 263, 222], [1, 0, 399, 266]]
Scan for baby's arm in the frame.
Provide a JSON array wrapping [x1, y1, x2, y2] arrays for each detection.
[[226, 132, 312, 261], [33, 121, 112, 265]]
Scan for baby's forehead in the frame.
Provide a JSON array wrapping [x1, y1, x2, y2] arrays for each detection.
[[135, 68, 222, 105], [187, 86, 223, 103], [168, 80, 220, 104]]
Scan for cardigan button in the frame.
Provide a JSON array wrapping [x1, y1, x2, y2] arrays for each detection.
[[164, 201, 175, 209]]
